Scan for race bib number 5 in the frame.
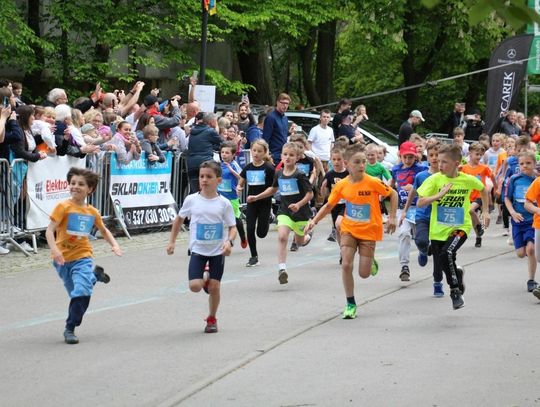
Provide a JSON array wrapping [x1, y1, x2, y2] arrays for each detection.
[[196, 223, 223, 244], [436, 207, 464, 226], [345, 202, 370, 223], [67, 213, 95, 237]]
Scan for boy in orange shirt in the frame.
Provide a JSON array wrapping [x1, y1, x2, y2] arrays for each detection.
[[305, 143, 398, 319], [524, 172, 540, 300], [461, 142, 496, 248], [46, 168, 122, 344]]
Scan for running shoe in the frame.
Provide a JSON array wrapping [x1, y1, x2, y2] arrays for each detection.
[[203, 270, 210, 294], [63, 329, 79, 344], [93, 265, 110, 284], [327, 229, 336, 242], [507, 237, 514, 246], [278, 269, 288, 284], [502, 229, 509, 236], [290, 242, 298, 252], [342, 303, 357, 319], [246, 257, 259, 267], [371, 258, 379, 276], [533, 287, 540, 300], [418, 252, 428, 267], [399, 265, 410, 281], [475, 237, 482, 248], [433, 282, 444, 297], [0, 244, 9, 255], [527, 279, 538, 292], [240, 238, 248, 249], [450, 288, 465, 309], [496, 215, 502, 224], [302, 231, 313, 247], [204, 316, 218, 333]]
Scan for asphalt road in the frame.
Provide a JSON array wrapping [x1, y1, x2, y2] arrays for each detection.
[[1, 217, 539, 407]]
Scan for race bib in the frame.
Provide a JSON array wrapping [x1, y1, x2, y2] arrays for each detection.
[[278, 178, 300, 196], [515, 185, 527, 203], [196, 223, 223, 244], [405, 207, 416, 223], [67, 213, 95, 237], [436, 206, 465, 226], [297, 163, 310, 176], [488, 156, 497, 166], [247, 170, 265, 186], [218, 179, 232, 193], [346, 202, 370, 223]]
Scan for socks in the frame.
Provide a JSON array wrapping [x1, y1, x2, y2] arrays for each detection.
[[347, 296, 356, 305], [278, 263, 286, 271]]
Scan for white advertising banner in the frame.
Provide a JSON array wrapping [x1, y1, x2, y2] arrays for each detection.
[[26, 156, 86, 230], [109, 152, 178, 229]]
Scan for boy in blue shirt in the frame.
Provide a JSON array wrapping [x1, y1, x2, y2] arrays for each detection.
[[391, 141, 426, 281], [219, 141, 247, 248], [401, 142, 444, 296], [505, 151, 537, 292]]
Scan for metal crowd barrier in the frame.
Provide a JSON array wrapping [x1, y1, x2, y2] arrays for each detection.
[[171, 152, 190, 207], [88, 152, 113, 220]]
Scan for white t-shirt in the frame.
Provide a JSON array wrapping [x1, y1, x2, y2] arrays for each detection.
[[31, 120, 56, 148], [179, 193, 236, 256], [308, 124, 334, 161]]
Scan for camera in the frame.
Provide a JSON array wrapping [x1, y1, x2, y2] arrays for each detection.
[[3, 96, 9, 107]]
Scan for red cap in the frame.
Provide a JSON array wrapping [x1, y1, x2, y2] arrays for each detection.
[[399, 141, 417, 156]]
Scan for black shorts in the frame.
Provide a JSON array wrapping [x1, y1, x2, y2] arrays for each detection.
[[188, 252, 225, 281]]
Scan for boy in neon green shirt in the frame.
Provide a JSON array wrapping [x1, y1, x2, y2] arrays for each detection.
[[417, 144, 490, 310]]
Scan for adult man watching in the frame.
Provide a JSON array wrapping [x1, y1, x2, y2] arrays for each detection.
[[237, 102, 250, 133], [398, 110, 424, 146], [308, 109, 334, 171], [499, 110, 521, 136], [331, 98, 352, 137], [463, 109, 485, 141], [263, 93, 291, 163], [43, 83, 103, 113]]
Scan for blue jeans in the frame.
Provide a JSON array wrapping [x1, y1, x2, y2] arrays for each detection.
[[54, 257, 96, 298]]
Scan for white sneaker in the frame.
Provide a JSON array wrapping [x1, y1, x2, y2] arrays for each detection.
[[19, 241, 34, 252], [507, 237, 514, 246], [0, 245, 9, 255]]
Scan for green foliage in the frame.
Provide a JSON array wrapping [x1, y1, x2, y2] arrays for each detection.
[[198, 69, 255, 95]]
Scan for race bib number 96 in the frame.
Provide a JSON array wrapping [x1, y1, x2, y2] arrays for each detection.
[[346, 202, 370, 223]]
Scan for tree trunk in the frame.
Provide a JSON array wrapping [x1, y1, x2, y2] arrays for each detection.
[[236, 34, 275, 105], [315, 21, 336, 104], [299, 29, 320, 106], [24, 0, 45, 102], [464, 58, 489, 112]]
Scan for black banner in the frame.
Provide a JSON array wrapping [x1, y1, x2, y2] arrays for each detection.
[[485, 33, 533, 134]]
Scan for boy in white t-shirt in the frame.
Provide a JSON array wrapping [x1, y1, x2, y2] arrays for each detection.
[[308, 109, 334, 172], [167, 160, 237, 333]]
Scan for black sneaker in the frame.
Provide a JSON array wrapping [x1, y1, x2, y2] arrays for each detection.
[[476, 224, 484, 237], [527, 279, 538, 292], [456, 266, 465, 294], [278, 269, 288, 284], [290, 242, 298, 252], [246, 257, 259, 267], [399, 265, 410, 281], [475, 237, 482, 248], [63, 329, 79, 344], [302, 231, 313, 247], [94, 265, 110, 284], [450, 288, 465, 309]]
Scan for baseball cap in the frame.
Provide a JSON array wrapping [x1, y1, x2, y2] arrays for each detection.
[[143, 94, 158, 107], [410, 110, 425, 122], [399, 141, 417, 156]]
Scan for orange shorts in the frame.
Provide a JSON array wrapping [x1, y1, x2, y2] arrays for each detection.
[[340, 232, 376, 257]]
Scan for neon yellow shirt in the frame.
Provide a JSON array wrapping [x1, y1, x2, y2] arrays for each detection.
[[417, 172, 484, 241]]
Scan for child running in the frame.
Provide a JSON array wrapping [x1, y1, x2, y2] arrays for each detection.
[[218, 141, 247, 248], [237, 139, 275, 267], [391, 141, 426, 281], [460, 142, 496, 248], [525, 172, 540, 301], [247, 142, 313, 284], [417, 144, 490, 310], [506, 151, 537, 292], [167, 160, 237, 333], [305, 143, 398, 319], [46, 167, 122, 344], [401, 141, 443, 296], [320, 147, 349, 250]]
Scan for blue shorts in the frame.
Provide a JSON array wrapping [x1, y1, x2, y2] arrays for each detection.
[[188, 252, 225, 281], [54, 257, 96, 298], [512, 222, 535, 250]]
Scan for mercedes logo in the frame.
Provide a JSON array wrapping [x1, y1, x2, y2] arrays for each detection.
[[507, 48, 517, 59]]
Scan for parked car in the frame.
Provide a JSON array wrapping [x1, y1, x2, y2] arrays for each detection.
[[285, 111, 399, 165]]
